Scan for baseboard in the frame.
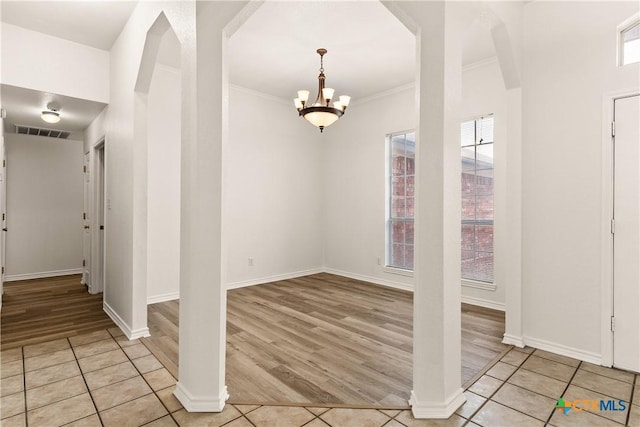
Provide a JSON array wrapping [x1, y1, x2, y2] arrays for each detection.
[[174, 382, 229, 412], [502, 333, 525, 348], [147, 292, 180, 305], [522, 335, 601, 365], [103, 301, 150, 340], [226, 268, 324, 290], [409, 388, 466, 419], [323, 268, 413, 292], [5, 268, 83, 282], [461, 295, 505, 312]]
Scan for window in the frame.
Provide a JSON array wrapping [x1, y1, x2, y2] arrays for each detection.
[[461, 116, 494, 283], [620, 19, 640, 66], [387, 131, 415, 270]]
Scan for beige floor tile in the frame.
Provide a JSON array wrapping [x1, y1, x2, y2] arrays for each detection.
[[1, 392, 25, 419], [394, 410, 466, 426], [144, 415, 179, 427], [246, 406, 314, 427], [521, 355, 577, 382], [1, 360, 24, 378], [320, 408, 388, 427], [143, 368, 176, 391], [223, 416, 254, 427], [132, 354, 163, 374], [91, 376, 152, 411], [100, 393, 167, 427], [562, 384, 628, 424], [492, 382, 556, 421], [382, 420, 404, 427], [486, 361, 518, 381], [571, 369, 632, 401], [579, 362, 635, 384], [23, 339, 70, 358], [234, 404, 260, 414], [548, 406, 622, 426], [73, 339, 119, 359], [107, 327, 125, 338], [0, 413, 26, 427], [455, 391, 486, 419], [26, 375, 87, 410], [25, 360, 81, 390], [24, 349, 75, 372], [500, 349, 529, 367], [471, 400, 544, 427], [1, 374, 24, 397], [63, 414, 103, 427], [532, 349, 580, 367], [379, 409, 401, 418], [172, 405, 241, 426], [634, 384, 640, 405], [115, 336, 140, 348], [69, 330, 112, 347], [629, 403, 640, 427], [156, 386, 183, 413], [508, 367, 568, 399], [27, 393, 96, 427], [1, 348, 23, 364], [77, 349, 128, 373], [123, 343, 152, 359], [467, 375, 503, 398], [83, 361, 138, 390]]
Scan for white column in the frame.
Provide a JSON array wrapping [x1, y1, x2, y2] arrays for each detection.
[[174, 1, 249, 412], [386, 1, 465, 419]]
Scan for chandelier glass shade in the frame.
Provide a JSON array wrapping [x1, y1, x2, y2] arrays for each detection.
[[294, 48, 350, 132]]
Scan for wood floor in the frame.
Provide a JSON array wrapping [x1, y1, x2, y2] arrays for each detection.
[[142, 273, 508, 407], [0, 275, 116, 349]]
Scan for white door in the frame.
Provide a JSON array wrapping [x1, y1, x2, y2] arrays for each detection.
[[613, 94, 640, 372], [1, 141, 6, 289], [82, 152, 91, 286]]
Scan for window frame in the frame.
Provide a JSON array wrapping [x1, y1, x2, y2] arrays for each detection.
[[618, 14, 640, 66], [385, 130, 416, 274]]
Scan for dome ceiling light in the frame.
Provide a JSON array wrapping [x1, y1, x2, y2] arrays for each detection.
[[41, 102, 61, 124], [294, 48, 350, 133]]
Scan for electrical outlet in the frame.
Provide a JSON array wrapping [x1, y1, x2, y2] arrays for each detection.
[[248, 257, 254, 267]]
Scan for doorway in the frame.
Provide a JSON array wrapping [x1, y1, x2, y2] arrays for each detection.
[[90, 141, 106, 295], [612, 94, 640, 372]]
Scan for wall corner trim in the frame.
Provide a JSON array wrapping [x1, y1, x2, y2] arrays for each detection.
[[461, 295, 505, 312], [409, 388, 466, 419], [502, 333, 525, 348], [225, 268, 324, 290], [174, 382, 229, 412], [4, 269, 83, 282], [522, 335, 602, 365], [324, 268, 414, 292], [147, 292, 180, 305], [103, 302, 150, 340]]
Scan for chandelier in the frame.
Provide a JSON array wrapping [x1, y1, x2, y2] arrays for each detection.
[[294, 48, 350, 133]]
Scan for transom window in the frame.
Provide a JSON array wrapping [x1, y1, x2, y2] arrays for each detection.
[[387, 131, 415, 270], [461, 116, 494, 283], [620, 19, 640, 66]]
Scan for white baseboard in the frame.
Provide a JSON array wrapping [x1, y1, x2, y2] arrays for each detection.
[[323, 268, 413, 292], [523, 335, 601, 365], [502, 333, 525, 348], [147, 292, 180, 305], [226, 268, 324, 290], [174, 382, 228, 412], [5, 268, 83, 282], [461, 295, 505, 312], [409, 388, 466, 419], [103, 301, 150, 340]]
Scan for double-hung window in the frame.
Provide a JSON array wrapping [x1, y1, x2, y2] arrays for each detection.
[[387, 131, 415, 270], [461, 116, 494, 283]]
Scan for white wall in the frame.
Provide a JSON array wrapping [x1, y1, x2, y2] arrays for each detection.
[[146, 64, 181, 302], [224, 86, 324, 288], [5, 134, 84, 279], [521, 1, 639, 359], [1, 23, 109, 103]]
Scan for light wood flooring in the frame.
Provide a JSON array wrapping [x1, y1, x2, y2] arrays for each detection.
[[142, 273, 508, 407], [1, 275, 116, 349]]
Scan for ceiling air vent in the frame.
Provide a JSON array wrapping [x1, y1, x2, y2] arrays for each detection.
[[15, 124, 71, 139]]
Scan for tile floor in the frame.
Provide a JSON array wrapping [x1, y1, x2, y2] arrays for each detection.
[[1, 329, 639, 426]]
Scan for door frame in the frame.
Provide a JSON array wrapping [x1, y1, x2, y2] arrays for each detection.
[[90, 138, 106, 294], [600, 89, 640, 367]]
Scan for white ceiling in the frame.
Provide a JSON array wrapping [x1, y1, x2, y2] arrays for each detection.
[[0, 1, 497, 136], [1, 84, 107, 140]]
